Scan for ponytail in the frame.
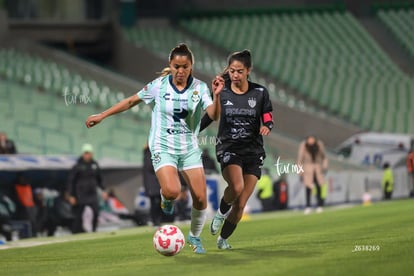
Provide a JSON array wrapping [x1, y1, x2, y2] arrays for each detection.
[[159, 67, 171, 76]]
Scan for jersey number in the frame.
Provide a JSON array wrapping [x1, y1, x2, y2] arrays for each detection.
[[173, 108, 188, 122]]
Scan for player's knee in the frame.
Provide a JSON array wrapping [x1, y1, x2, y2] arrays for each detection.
[[232, 183, 244, 197], [191, 192, 206, 206], [162, 186, 181, 200]]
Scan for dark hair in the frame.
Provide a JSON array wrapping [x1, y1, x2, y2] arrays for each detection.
[[383, 162, 390, 169], [227, 49, 252, 69], [169, 43, 194, 64], [160, 43, 194, 76], [221, 49, 252, 81]]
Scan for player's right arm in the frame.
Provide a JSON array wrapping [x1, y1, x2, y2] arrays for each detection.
[[86, 94, 142, 128]]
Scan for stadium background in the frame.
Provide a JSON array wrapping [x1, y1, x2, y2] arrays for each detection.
[[0, 0, 413, 213]]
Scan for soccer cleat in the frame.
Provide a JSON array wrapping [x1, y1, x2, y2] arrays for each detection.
[[210, 212, 226, 235], [217, 237, 232, 250], [316, 207, 323, 213], [160, 197, 174, 215], [188, 235, 206, 254]]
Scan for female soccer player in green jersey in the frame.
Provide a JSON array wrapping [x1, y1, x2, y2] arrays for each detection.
[[85, 44, 224, 254]]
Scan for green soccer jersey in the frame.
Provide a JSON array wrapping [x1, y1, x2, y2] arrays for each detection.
[[137, 75, 213, 155]]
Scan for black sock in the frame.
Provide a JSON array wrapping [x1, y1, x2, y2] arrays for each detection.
[[305, 187, 311, 207], [219, 197, 231, 215], [220, 220, 237, 239]]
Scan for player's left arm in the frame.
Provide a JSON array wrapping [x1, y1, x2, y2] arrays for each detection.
[[259, 87, 274, 136]]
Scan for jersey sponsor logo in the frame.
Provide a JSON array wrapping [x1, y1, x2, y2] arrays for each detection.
[[225, 108, 256, 116], [173, 108, 188, 122], [248, 97, 256, 108], [191, 91, 200, 103], [166, 128, 192, 135], [163, 93, 171, 100], [231, 128, 249, 139], [163, 93, 188, 102], [223, 100, 234, 106]]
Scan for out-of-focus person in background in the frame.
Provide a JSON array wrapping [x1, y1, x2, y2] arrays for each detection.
[[256, 168, 273, 212], [14, 174, 37, 237], [407, 148, 414, 197], [297, 135, 328, 214], [143, 143, 162, 227], [273, 175, 288, 210], [202, 148, 218, 174], [66, 144, 107, 233], [0, 132, 17, 154], [0, 192, 15, 241], [382, 163, 393, 200]]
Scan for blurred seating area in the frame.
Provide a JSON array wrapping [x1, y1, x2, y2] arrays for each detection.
[[179, 11, 414, 134], [122, 26, 311, 112], [0, 48, 149, 162], [378, 8, 414, 59]]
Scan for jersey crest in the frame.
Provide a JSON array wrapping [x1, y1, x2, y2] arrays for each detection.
[[248, 97, 257, 108]]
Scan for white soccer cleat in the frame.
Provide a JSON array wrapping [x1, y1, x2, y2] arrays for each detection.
[[210, 212, 226, 235], [217, 237, 232, 250]]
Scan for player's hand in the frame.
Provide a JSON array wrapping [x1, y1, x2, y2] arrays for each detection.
[[101, 191, 108, 201], [212, 76, 224, 95], [68, 196, 77, 206], [259, 126, 270, 136], [85, 114, 104, 128]]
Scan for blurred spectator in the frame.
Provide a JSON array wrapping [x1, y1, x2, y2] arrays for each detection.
[[297, 135, 328, 214], [382, 163, 393, 200], [256, 168, 273, 212], [202, 148, 218, 174], [47, 191, 74, 236], [0, 132, 17, 154], [14, 174, 37, 237], [66, 144, 107, 233], [106, 190, 129, 215], [0, 193, 15, 241], [33, 188, 48, 235], [273, 175, 288, 210], [99, 189, 130, 224], [407, 149, 414, 197], [143, 143, 162, 226]]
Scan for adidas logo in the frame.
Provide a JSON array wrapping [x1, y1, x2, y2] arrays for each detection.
[[224, 100, 234, 106]]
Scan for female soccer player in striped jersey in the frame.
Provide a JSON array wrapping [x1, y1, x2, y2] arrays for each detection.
[[202, 50, 273, 249], [86, 44, 224, 254]]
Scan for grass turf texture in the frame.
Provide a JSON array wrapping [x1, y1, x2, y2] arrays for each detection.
[[1, 199, 413, 275]]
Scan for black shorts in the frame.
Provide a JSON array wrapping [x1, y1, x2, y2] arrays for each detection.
[[217, 151, 265, 179]]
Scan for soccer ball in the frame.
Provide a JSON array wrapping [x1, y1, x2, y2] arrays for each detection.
[[153, 225, 185, 256]]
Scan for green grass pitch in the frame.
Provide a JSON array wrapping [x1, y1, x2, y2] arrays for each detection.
[[1, 199, 413, 275]]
